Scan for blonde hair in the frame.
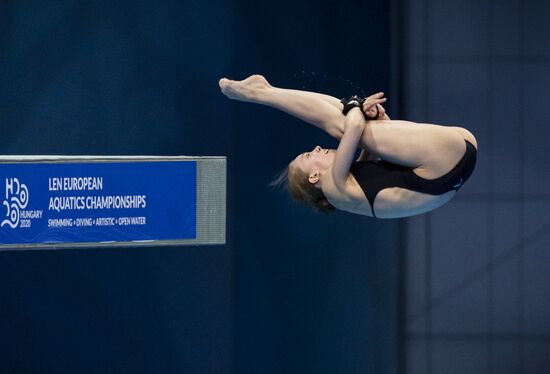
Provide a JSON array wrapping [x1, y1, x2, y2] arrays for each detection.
[[270, 162, 335, 214]]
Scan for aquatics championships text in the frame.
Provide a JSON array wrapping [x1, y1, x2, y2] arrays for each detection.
[[48, 195, 146, 212]]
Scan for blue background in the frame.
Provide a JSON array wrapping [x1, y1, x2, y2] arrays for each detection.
[[0, 0, 393, 373], [3, 0, 548, 373]]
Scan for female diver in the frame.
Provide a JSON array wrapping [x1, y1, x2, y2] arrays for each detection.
[[219, 74, 477, 219]]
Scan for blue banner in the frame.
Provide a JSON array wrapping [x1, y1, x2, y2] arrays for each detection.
[[0, 160, 197, 247]]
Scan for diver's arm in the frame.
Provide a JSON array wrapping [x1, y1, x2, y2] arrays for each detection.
[[332, 108, 365, 189], [357, 104, 389, 161]]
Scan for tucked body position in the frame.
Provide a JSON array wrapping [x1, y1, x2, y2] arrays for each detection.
[[219, 75, 477, 219]]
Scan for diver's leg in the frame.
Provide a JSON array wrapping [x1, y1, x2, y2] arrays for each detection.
[[258, 86, 348, 138], [359, 119, 468, 178], [447, 126, 478, 149], [220, 75, 348, 139]]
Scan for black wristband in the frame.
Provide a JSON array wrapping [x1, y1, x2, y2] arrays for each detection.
[[341, 95, 379, 120], [340, 95, 364, 115]]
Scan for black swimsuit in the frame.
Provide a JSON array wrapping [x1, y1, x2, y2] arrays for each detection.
[[349, 139, 477, 218]]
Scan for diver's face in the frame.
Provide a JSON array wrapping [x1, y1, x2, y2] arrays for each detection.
[[293, 145, 335, 177]]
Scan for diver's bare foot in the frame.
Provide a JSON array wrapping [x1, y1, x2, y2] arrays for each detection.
[[219, 74, 271, 102]]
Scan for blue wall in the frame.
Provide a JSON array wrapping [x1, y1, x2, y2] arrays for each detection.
[[0, 1, 398, 373], [402, 0, 550, 373]]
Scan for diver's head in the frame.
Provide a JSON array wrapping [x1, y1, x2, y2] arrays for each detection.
[[291, 145, 336, 185], [271, 145, 336, 213]]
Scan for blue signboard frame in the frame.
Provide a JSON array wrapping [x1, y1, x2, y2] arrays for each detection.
[[0, 156, 225, 250]]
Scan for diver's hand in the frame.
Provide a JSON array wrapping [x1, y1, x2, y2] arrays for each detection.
[[362, 92, 387, 120], [370, 104, 389, 120]]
